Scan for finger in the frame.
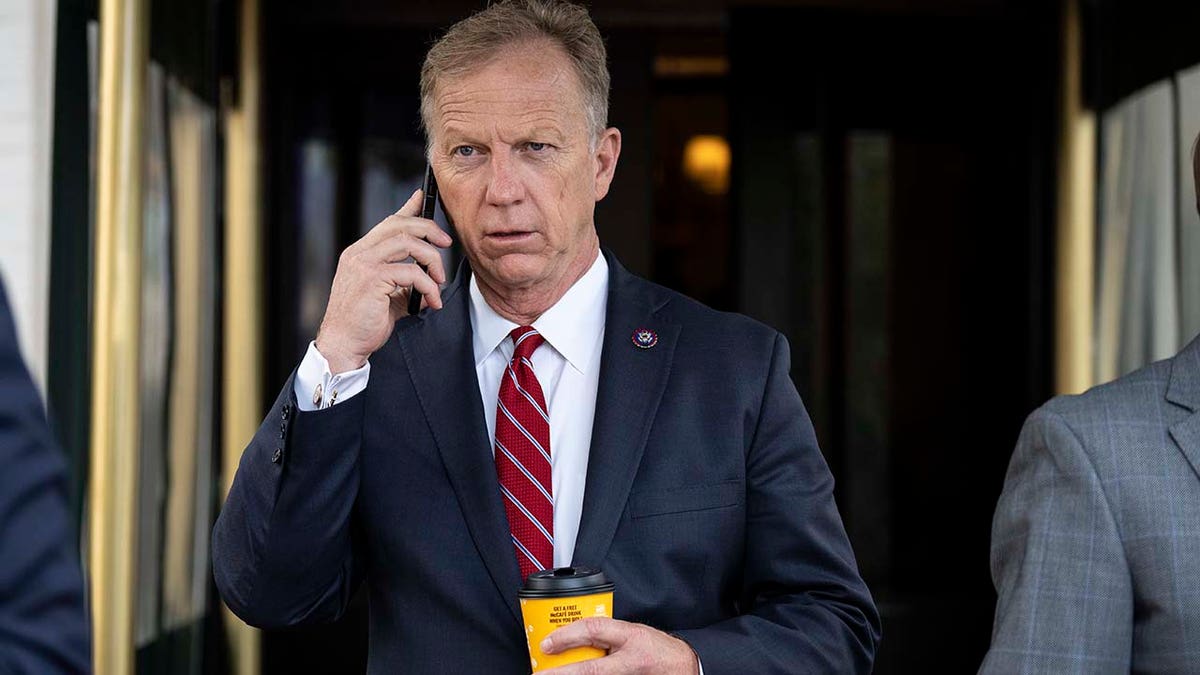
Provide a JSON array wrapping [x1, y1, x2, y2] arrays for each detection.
[[538, 652, 629, 675], [382, 264, 443, 310], [541, 618, 629, 655], [387, 265, 441, 308], [370, 234, 448, 285], [394, 188, 424, 218], [392, 214, 454, 248], [356, 189, 451, 250], [388, 289, 422, 322], [354, 190, 422, 251], [363, 230, 447, 281], [393, 189, 451, 244], [362, 214, 454, 253], [388, 286, 435, 322]]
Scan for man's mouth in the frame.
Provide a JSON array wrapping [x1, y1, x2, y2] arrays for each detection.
[[486, 230, 536, 241]]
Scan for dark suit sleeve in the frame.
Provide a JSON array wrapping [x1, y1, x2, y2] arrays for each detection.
[[0, 285, 90, 674], [211, 372, 366, 629], [674, 333, 881, 673]]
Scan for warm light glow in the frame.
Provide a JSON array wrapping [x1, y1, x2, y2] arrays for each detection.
[[654, 55, 729, 78], [682, 135, 731, 195]]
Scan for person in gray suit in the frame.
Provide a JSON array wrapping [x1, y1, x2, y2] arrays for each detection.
[[980, 137, 1200, 673]]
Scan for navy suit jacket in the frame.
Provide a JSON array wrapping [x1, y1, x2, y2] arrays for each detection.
[[0, 280, 90, 673], [213, 251, 880, 673]]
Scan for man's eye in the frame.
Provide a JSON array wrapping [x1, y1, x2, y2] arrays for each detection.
[[527, 142, 547, 152], [454, 146, 476, 157]]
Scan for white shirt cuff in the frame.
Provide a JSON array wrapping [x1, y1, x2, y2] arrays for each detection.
[[294, 341, 371, 411]]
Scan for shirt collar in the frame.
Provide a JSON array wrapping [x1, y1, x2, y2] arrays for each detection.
[[469, 251, 609, 374]]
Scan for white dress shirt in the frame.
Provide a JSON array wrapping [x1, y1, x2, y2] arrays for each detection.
[[294, 252, 608, 568]]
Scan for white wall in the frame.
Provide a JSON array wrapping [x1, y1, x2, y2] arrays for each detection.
[[0, 0, 57, 395]]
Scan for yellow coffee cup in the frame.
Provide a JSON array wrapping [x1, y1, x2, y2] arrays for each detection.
[[518, 566, 615, 672]]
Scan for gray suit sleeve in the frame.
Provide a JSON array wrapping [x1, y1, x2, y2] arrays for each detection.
[[980, 408, 1132, 674]]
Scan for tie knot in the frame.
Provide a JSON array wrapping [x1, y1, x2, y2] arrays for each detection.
[[509, 326, 544, 360]]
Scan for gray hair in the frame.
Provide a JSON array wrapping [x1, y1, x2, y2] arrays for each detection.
[[419, 0, 610, 150]]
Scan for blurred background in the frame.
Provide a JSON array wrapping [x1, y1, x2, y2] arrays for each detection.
[[2, 0, 1199, 672]]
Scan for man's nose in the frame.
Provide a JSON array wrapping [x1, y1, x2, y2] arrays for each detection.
[[485, 152, 524, 206]]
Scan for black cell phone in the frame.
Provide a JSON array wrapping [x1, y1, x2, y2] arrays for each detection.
[[408, 164, 440, 315]]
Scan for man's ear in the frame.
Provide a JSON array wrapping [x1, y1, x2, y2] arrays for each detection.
[[593, 127, 622, 202]]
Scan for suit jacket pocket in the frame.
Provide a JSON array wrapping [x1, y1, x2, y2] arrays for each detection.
[[630, 479, 742, 519]]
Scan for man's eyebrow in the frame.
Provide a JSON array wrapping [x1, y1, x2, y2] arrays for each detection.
[[521, 126, 568, 141], [435, 123, 484, 146], [436, 122, 571, 147]]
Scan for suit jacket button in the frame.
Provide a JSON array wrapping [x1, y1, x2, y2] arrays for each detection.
[[282, 405, 291, 420], [272, 448, 283, 464]]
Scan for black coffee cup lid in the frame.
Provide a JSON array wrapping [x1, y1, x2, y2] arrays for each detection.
[[518, 566, 615, 598]]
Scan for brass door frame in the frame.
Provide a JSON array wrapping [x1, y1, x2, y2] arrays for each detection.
[[222, 0, 264, 671], [89, 0, 149, 671], [1055, 0, 1097, 395]]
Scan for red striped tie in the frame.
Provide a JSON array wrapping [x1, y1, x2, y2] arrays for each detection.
[[495, 326, 554, 579]]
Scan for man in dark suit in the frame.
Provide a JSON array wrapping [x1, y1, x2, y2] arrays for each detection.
[[213, 1, 879, 672], [0, 278, 90, 673], [980, 137, 1200, 673]]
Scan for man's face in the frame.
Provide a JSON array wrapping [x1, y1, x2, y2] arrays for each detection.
[[429, 42, 620, 295]]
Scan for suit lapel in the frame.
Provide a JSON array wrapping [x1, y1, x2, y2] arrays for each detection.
[[397, 267, 523, 624], [572, 251, 679, 567], [1167, 336, 1200, 481], [395, 251, 680, 615]]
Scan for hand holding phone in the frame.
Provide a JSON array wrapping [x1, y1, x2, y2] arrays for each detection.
[[313, 175, 451, 374]]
